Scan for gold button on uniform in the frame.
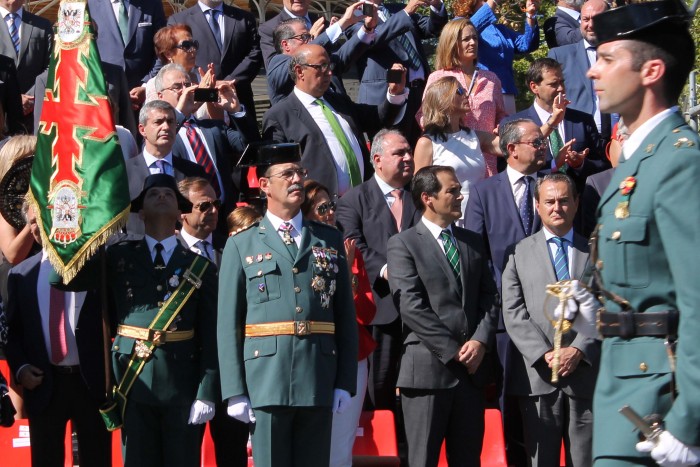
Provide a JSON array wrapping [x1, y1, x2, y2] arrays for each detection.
[[114, 345, 120, 351], [611, 231, 621, 240], [295, 306, 303, 313], [292, 267, 299, 274], [639, 362, 648, 372], [294, 286, 301, 293], [257, 270, 263, 277]]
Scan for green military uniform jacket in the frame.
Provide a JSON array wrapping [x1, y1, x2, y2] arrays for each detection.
[[217, 216, 358, 408], [61, 239, 219, 407], [593, 112, 700, 459]]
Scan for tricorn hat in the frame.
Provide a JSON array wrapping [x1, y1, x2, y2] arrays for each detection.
[[130, 173, 193, 213], [0, 155, 33, 229], [236, 142, 302, 168], [593, 0, 691, 46]]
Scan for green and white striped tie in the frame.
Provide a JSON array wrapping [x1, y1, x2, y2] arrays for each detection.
[[440, 230, 460, 279]]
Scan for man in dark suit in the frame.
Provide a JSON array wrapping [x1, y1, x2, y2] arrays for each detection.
[[0, 0, 52, 132], [259, 0, 323, 69], [167, 0, 262, 122], [465, 118, 547, 467], [336, 129, 419, 411], [126, 100, 206, 236], [5, 204, 110, 466], [88, 0, 166, 107], [218, 143, 358, 467], [547, 0, 610, 140], [177, 177, 248, 467], [543, 0, 582, 48], [388, 165, 499, 466], [501, 173, 599, 467], [154, 64, 259, 222], [263, 44, 407, 198], [349, 0, 447, 145], [505, 58, 608, 194]]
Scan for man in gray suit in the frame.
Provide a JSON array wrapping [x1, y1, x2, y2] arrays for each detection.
[[501, 173, 599, 467], [0, 0, 52, 131], [388, 165, 499, 467]]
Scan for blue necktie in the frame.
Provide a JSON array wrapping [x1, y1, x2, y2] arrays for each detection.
[[208, 9, 223, 51], [7, 13, 19, 56], [518, 176, 533, 236], [551, 237, 570, 281]]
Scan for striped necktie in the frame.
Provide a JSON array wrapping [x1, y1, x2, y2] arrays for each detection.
[[183, 121, 222, 198], [380, 6, 421, 70], [440, 229, 460, 280], [6, 13, 19, 56], [551, 237, 570, 281]]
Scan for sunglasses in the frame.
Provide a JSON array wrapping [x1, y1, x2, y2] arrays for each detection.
[[194, 199, 222, 212], [456, 87, 466, 96], [289, 33, 312, 43], [268, 168, 308, 181], [315, 201, 337, 215], [175, 40, 199, 52], [515, 138, 548, 149], [302, 62, 334, 73]]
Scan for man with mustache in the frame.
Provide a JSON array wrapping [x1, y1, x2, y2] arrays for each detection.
[[217, 143, 358, 467]]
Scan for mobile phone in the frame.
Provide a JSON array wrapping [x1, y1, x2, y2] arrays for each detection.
[[194, 88, 219, 102], [386, 69, 402, 84], [362, 2, 374, 17]]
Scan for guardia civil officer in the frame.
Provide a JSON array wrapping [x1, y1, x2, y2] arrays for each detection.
[[217, 143, 358, 467]]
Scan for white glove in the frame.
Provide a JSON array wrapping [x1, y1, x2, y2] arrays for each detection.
[[188, 399, 215, 425], [552, 280, 600, 340], [227, 395, 256, 423], [332, 389, 351, 414], [636, 430, 700, 466]]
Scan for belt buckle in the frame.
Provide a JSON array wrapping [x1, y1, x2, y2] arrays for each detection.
[[294, 320, 311, 336], [150, 330, 165, 345], [184, 269, 202, 289]]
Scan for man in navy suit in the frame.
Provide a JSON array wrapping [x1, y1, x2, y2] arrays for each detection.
[[88, 0, 166, 107], [5, 205, 111, 467], [504, 58, 608, 195], [348, 0, 447, 145], [259, 0, 323, 69], [154, 64, 259, 225], [547, 0, 610, 140], [543, 0, 582, 48], [126, 100, 206, 236], [167, 0, 262, 123], [464, 118, 548, 467], [262, 44, 408, 198], [0, 0, 52, 132], [336, 129, 420, 411]]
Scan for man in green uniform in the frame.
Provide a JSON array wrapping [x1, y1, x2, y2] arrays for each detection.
[[59, 174, 219, 466], [566, 1, 700, 465], [217, 143, 358, 467]]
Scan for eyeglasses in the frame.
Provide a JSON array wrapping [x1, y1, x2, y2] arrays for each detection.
[[456, 87, 466, 96], [315, 201, 337, 215], [267, 168, 308, 181], [289, 33, 312, 43], [301, 62, 333, 73], [515, 138, 548, 149], [175, 40, 199, 52], [193, 199, 222, 212], [162, 81, 192, 93]]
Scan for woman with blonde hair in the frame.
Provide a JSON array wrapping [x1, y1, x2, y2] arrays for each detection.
[[415, 76, 501, 227], [419, 18, 505, 177]]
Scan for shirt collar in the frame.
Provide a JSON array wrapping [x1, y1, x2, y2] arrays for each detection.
[[374, 173, 402, 196], [542, 227, 574, 243], [506, 165, 532, 187], [0, 6, 22, 19], [144, 235, 178, 255], [583, 39, 595, 50], [180, 227, 212, 249], [283, 7, 310, 22], [293, 87, 323, 107], [266, 210, 303, 235], [421, 216, 453, 240], [622, 107, 676, 161], [142, 149, 173, 169], [534, 100, 553, 123], [557, 6, 579, 20], [198, 1, 223, 13]]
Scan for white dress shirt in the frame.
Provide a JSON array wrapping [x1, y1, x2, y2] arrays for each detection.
[[266, 210, 303, 247], [506, 165, 536, 216], [421, 216, 456, 256], [542, 227, 575, 277], [145, 235, 179, 265], [622, 108, 676, 161], [143, 150, 175, 176]]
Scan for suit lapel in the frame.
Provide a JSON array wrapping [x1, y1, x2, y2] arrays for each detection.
[[496, 171, 527, 236], [258, 216, 295, 263], [454, 228, 471, 308], [571, 234, 589, 280], [17, 16, 30, 64], [416, 222, 460, 294], [222, 6, 236, 57], [576, 42, 593, 107], [534, 231, 558, 284], [0, 17, 14, 63], [126, 3, 140, 45], [367, 178, 398, 235], [297, 221, 314, 265]]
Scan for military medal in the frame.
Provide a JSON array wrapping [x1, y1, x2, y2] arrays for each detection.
[[246, 256, 254, 264], [264, 252, 272, 260], [311, 275, 326, 292], [258, 283, 266, 292], [134, 340, 153, 360], [320, 293, 331, 309], [168, 275, 179, 288], [256, 254, 263, 262], [615, 177, 636, 219]]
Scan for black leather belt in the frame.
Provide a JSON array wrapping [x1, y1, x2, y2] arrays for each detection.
[[598, 310, 679, 339], [52, 365, 80, 375], [407, 79, 425, 88]]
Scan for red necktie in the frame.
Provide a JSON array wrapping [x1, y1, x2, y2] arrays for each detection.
[[49, 286, 68, 364], [183, 121, 222, 198], [390, 189, 403, 232]]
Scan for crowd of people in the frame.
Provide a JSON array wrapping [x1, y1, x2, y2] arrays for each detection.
[[0, 0, 699, 466]]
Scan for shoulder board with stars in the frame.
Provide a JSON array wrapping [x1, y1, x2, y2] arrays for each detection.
[[671, 127, 699, 150]]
